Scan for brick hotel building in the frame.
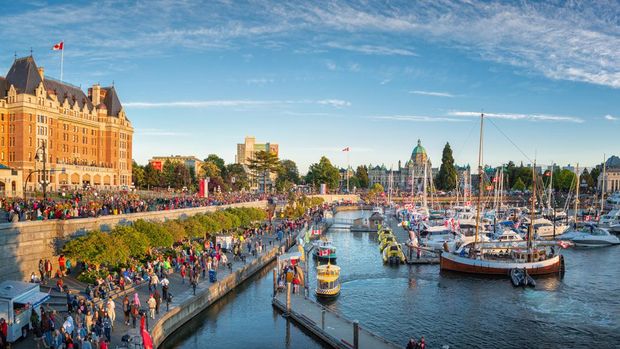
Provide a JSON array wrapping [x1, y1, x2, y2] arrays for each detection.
[[0, 56, 133, 196]]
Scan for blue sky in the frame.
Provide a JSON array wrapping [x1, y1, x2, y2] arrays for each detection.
[[1, 0, 618, 172]]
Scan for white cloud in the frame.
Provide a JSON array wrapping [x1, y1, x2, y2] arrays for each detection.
[[325, 60, 337, 71], [380, 79, 391, 85], [604, 114, 618, 121], [449, 111, 584, 123], [125, 99, 351, 109], [317, 99, 351, 108], [245, 78, 275, 85], [372, 115, 467, 123], [409, 90, 455, 98], [325, 42, 416, 56], [348, 63, 361, 72]]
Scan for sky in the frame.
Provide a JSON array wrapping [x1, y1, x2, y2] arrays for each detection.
[[0, 0, 618, 173]]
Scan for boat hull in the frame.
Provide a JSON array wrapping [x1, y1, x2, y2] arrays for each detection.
[[440, 252, 562, 275]]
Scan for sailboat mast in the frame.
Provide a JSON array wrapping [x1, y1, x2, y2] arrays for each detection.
[[574, 163, 580, 224], [423, 161, 428, 209], [528, 162, 536, 259], [548, 164, 553, 210], [601, 154, 606, 214], [474, 113, 484, 247]]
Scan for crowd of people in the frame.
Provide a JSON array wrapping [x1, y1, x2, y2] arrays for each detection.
[[16, 211, 316, 349], [1, 190, 281, 223]]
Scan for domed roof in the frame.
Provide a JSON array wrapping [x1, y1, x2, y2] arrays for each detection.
[[97, 103, 107, 109], [411, 139, 427, 158]]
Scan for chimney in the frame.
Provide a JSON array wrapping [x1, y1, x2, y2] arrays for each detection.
[[38, 67, 44, 80], [91, 84, 101, 105]]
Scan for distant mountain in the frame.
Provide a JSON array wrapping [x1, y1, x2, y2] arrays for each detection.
[[606, 155, 620, 168]]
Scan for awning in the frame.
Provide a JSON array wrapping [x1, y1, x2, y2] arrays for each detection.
[[14, 291, 50, 308]]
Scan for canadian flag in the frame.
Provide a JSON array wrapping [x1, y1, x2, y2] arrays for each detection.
[[342, 147, 350, 152], [52, 41, 64, 51]]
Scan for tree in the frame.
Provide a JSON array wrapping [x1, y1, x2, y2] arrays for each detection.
[[367, 183, 385, 202], [581, 168, 594, 190], [590, 166, 601, 189], [555, 169, 576, 192], [305, 156, 340, 190], [512, 177, 526, 191], [161, 160, 176, 188], [247, 150, 281, 193], [355, 165, 369, 188], [435, 143, 458, 191], [276, 159, 300, 193], [201, 162, 226, 192], [132, 161, 145, 189], [225, 163, 250, 191], [204, 154, 225, 173], [143, 163, 161, 189]]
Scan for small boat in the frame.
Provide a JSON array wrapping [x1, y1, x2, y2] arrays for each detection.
[[382, 242, 406, 264], [377, 228, 394, 242], [315, 264, 341, 298], [379, 235, 397, 252], [510, 268, 536, 288], [572, 227, 620, 247], [313, 242, 337, 261]]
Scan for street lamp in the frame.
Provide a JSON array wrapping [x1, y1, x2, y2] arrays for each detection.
[[24, 141, 65, 200]]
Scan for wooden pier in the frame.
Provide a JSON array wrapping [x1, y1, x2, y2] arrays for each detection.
[[272, 289, 402, 349]]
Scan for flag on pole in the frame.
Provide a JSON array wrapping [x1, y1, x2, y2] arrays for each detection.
[[52, 41, 64, 51], [342, 147, 350, 152]]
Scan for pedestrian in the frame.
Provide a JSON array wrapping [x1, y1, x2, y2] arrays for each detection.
[[149, 272, 159, 293], [180, 264, 186, 284], [130, 302, 139, 329], [102, 312, 112, 342], [407, 338, 417, 349], [133, 292, 141, 308], [38, 259, 45, 283], [58, 254, 66, 277], [147, 294, 156, 319], [419, 336, 426, 349], [122, 296, 130, 326], [160, 276, 169, 301], [106, 298, 116, 327], [153, 289, 161, 315]]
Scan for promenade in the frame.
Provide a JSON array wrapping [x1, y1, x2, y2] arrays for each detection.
[[14, 227, 296, 349]]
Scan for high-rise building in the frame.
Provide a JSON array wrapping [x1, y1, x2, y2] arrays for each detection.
[[0, 56, 133, 195], [236, 136, 279, 192]]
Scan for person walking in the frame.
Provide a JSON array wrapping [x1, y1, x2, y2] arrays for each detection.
[[106, 298, 115, 327], [153, 289, 161, 315], [122, 296, 130, 326], [160, 276, 169, 302], [130, 302, 139, 329], [102, 312, 112, 343], [147, 294, 156, 319]]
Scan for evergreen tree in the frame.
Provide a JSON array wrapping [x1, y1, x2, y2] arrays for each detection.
[[436, 143, 457, 190], [276, 159, 300, 193], [355, 165, 369, 188], [247, 150, 281, 193], [305, 156, 340, 190], [512, 177, 526, 191], [132, 161, 145, 189], [143, 163, 161, 189]]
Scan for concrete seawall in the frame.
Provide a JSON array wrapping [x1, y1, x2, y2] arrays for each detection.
[[0, 200, 268, 282], [151, 244, 282, 348]]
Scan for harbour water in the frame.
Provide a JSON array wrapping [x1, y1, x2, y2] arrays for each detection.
[[163, 211, 620, 348]]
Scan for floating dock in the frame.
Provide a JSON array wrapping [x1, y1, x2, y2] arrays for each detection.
[[273, 290, 401, 349]]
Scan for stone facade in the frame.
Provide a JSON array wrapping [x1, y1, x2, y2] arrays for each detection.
[[149, 155, 203, 176], [368, 139, 435, 192], [0, 56, 133, 195], [599, 168, 620, 193]]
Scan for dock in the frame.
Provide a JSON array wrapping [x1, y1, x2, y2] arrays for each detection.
[[406, 257, 439, 264], [272, 290, 402, 349]]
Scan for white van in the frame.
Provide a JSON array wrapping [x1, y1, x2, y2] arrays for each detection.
[[0, 281, 50, 343]]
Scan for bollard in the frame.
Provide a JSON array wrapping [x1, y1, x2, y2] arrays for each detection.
[[353, 320, 359, 349], [321, 309, 326, 330], [286, 282, 292, 315], [273, 269, 277, 297]]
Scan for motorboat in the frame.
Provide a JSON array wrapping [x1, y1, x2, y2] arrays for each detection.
[[510, 268, 536, 288], [379, 235, 397, 252], [572, 227, 620, 247], [555, 223, 596, 241], [599, 209, 620, 233], [382, 241, 406, 264], [313, 239, 337, 261], [377, 228, 394, 242], [532, 218, 569, 239], [315, 264, 340, 298]]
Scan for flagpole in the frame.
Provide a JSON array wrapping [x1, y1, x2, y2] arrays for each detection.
[[346, 149, 350, 193], [60, 41, 64, 82]]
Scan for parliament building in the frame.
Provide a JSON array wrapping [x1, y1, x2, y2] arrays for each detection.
[[0, 56, 133, 196]]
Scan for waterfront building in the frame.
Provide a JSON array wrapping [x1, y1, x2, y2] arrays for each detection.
[[149, 155, 203, 175], [0, 56, 133, 195], [368, 139, 435, 193], [236, 136, 279, 192], [599, 155, 620, 193]]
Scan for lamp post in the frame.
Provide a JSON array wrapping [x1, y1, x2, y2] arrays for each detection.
[[35, 141, 48, 201]]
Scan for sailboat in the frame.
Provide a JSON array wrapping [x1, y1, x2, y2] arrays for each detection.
[[440, 114, 564, 276]]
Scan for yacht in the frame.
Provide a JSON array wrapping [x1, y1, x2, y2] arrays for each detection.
[[522, 218, 569, 239], [606, 192, 620, 207], [599, 209, 620, 233], [572, 227, 620, 247]]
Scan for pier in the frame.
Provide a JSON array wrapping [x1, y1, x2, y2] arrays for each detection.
[[272, 290, 401, 349]]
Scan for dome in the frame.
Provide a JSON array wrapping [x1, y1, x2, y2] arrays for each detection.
[[410, 139, 427, 161], [97, 103, 107, 110]]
